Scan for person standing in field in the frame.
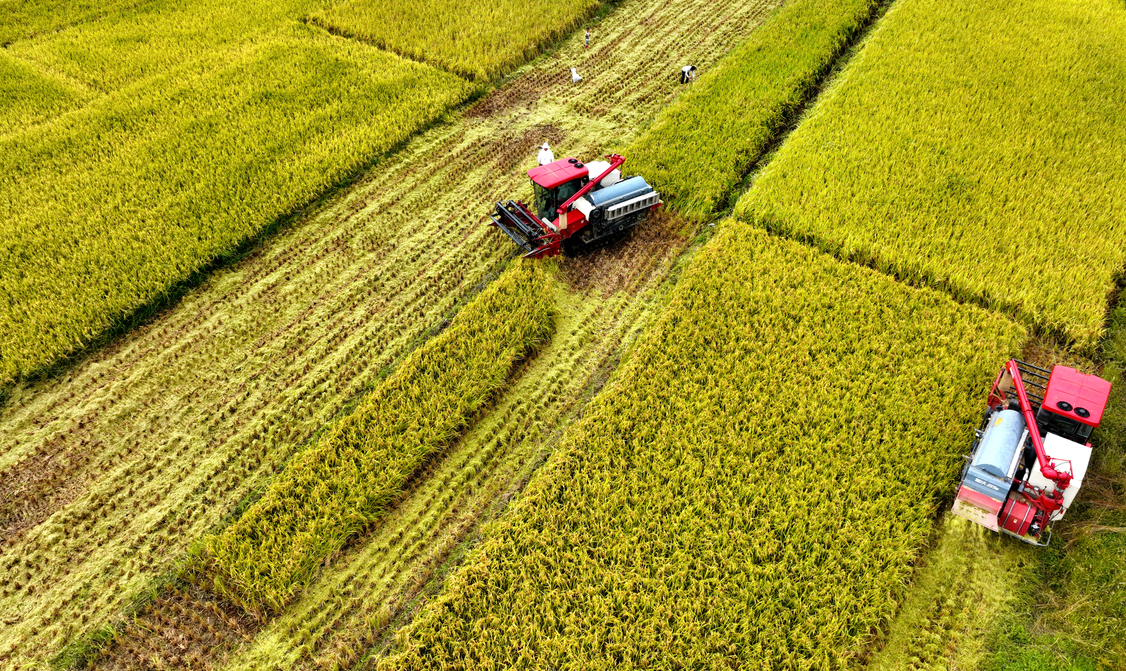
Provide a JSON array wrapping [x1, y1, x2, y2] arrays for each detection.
[[538, 142, 555, 166], [585, 28, 591, 49]]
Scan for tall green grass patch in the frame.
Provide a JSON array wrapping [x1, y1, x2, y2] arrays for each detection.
[[737, 0, 1126, 351], [380, 227, 1025, 669]]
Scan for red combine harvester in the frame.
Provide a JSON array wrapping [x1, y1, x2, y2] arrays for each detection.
[[489, 153, 661, 258], [953, 360, 1112, 545]]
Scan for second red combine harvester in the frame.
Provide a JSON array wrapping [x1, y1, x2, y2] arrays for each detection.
[[953, 359, 1112, 546], [489, 153, 661, 258]]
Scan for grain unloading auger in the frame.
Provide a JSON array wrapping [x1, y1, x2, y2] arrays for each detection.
[[952, 359, 1112, 546], [489, 153, 662, 258]]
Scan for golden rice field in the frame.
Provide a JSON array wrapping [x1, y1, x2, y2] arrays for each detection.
[[96, 214, 694, 671], [5, 0, 327, 94], [736, 0, 1126, 350], [203, 263, 556, 615], [0, 0, 785, 666], [0, 22, 475, 388], [0, 0, 135, 43], [4, 0, 1125, 667], [628, 0, 881, 218], [0, 51, 91, 136]]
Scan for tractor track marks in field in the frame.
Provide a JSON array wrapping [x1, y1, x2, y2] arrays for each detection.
[[562, 210, 687, 296]]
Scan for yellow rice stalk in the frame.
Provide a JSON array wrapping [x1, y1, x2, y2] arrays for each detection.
[[0, 24, 474, 387], [312, 0, 603, 81]]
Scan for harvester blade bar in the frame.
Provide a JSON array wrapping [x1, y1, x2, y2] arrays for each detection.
[[490, 200, 561, 258], [489, 215, 534, 253], [489, 201, 538, 254]]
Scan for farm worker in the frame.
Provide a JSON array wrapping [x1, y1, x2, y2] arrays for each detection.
[[538, 142, 555, 166], [571, 67, 583, 84], [585, 28, 591, 48], [680, 65, 697, 84]]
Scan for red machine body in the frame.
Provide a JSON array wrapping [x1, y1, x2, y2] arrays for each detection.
[[952, 359, 1112, 545], [489, 153, 662, 258], [527, 158, 591, 189]]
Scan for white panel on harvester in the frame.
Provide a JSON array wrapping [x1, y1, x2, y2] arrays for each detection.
[[1028, 433, 1092, 520]]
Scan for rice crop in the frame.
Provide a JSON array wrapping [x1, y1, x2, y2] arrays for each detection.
[[311, 0, 602, 81], [0, 0, 138, 43], [7, 0, 325, 94], [203, 262, 556, 615], [0, 51, 90, 136], [627, 0, 880, 218], [0, 24, 474, 388], [380, 226, 1026, 669], [736, 0, 1126, 351], [120, 215, 692, 671]]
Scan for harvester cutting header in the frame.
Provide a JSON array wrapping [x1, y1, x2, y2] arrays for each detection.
[[489, 153, 661, 258], [953, 359, 1112, 546]]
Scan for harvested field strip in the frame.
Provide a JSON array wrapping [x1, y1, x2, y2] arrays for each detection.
[[0, 23, 474, 387], [8, 0, 326, 94], [628, 0, 881, 218], [0, 51, 91, 137], [736, 0, 1126, 350], [312, 0, 601, 81], [204, 263, 556, 614], [0, 0, 781, 666], [0, 142, 511, 670], [380, 227, 1026, 669], [866, 516, 1024, 671], [94, 213, 691, 671], [84, 585, 258, 671]]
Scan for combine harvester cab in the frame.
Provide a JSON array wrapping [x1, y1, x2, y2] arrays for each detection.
[[953, 359, 1112, 546], [489, 153, 661, 258]]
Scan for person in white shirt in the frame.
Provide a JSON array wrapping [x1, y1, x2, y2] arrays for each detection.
[[680, 65, 697, 84], [571, 67, 582, 84], [538, 142, 555, 166]]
